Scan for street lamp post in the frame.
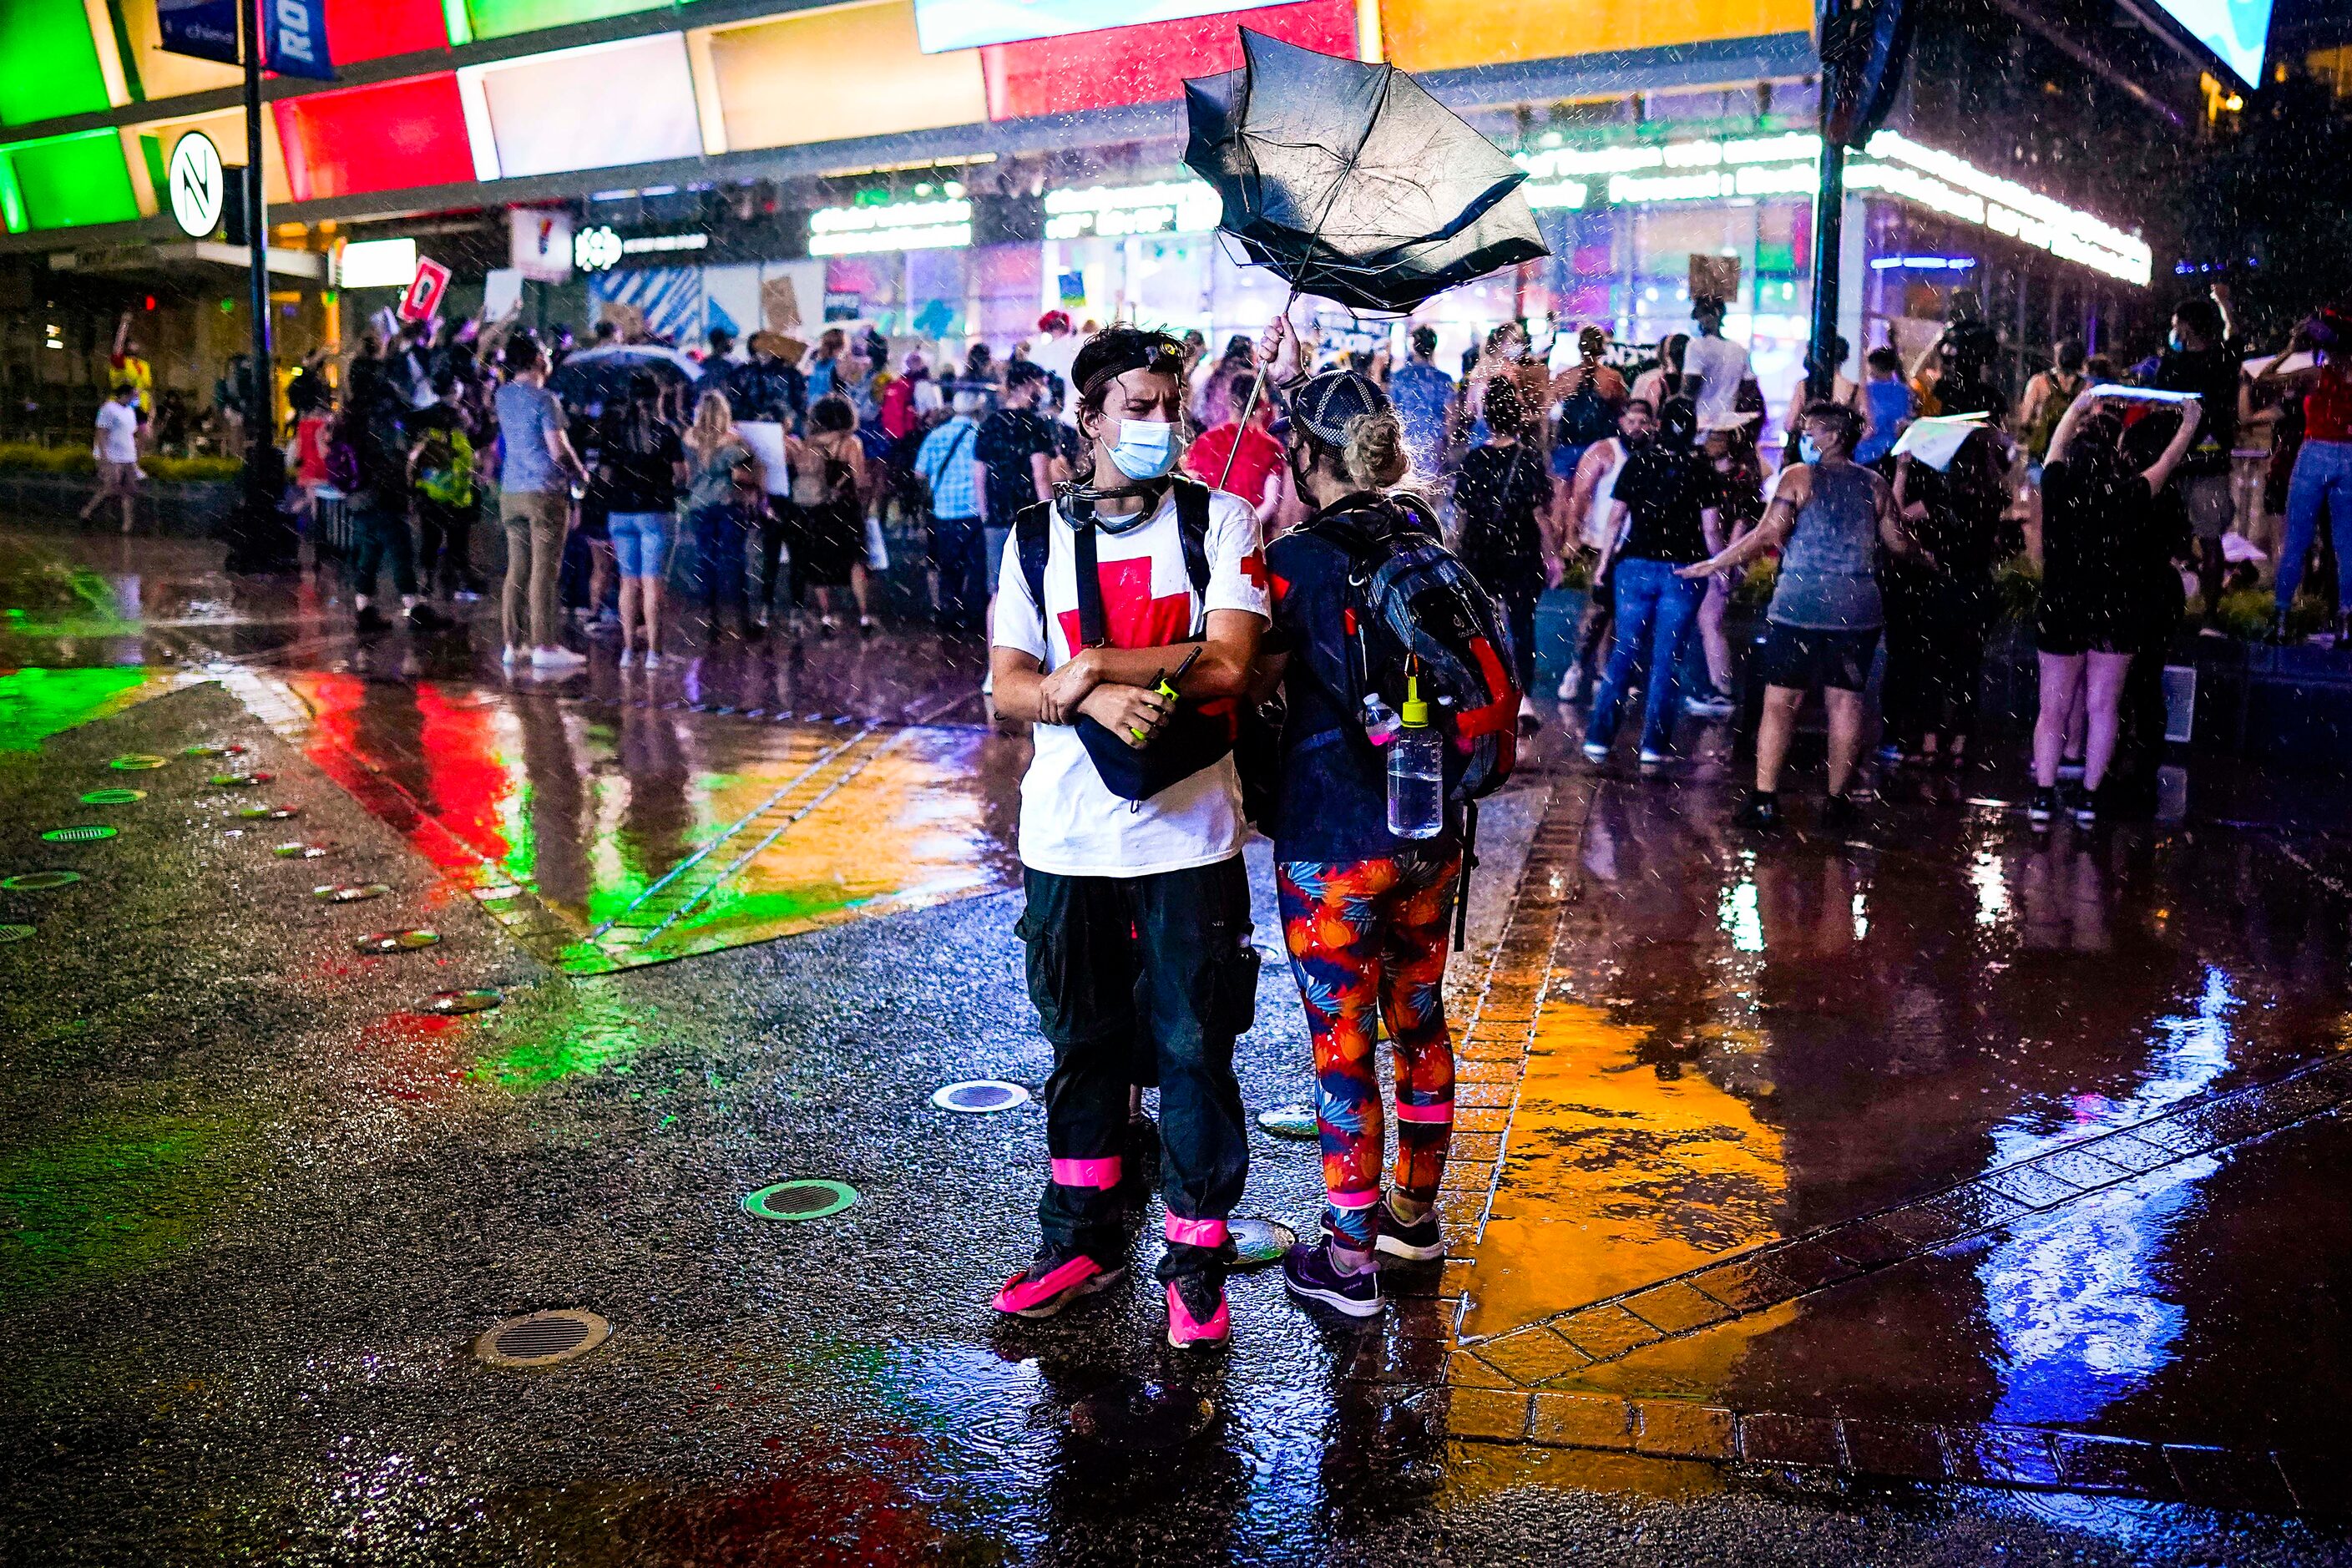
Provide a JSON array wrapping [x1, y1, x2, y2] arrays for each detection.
[[1808, 0, 1914, 404], [226, 0, 293, 573]]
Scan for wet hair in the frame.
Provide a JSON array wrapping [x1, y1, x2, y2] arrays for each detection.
[[1227, 373, 1261, 417], [685, 391, 735, 460], [2173, 297, 2223, 343], [1801, 398, 1864, 454], [1865, 346, 1904, 376], [1659, 333, 1688, 375], [1620, 397, 1657, 424], [593, 320, 620, 341], [1578, 325, 1608, 357], [1005, 358, 1049, 391], [1071, 325, 1188, 416], [629, 370, 662, 403], [1483, 377, 1528, 440], [1657, 395, 1700, 449], [1221, 334, 1254, 366], [1828, 334, 1851, 364], [1290, 370, 1409, 490], [503, 335, 544, 374], [810, 392, 857, 434], [2072, 409, 2127, 468], [1409, 326, 1438, 358], [2054, 339, 2086, 372]]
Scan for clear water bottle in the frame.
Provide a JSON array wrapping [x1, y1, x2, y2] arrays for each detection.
[[1387, 675, 1444, 839]]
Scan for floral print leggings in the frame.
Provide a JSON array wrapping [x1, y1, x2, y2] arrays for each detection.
[[1276, 852, 1461, 1251]]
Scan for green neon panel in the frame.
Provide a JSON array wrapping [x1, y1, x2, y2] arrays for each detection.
[[0, 0, 114, 127], [458, 0, 672, 42], [1, 131, 139, 230]]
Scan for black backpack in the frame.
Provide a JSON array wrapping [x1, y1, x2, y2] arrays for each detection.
[[1298, 492, 1521, 806], [1556, 367, 1619, 447]]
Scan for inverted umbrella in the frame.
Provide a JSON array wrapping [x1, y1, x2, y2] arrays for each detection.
[[1183, 30, 1548, 315]]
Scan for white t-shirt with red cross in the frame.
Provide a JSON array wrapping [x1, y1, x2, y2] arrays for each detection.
[[994, 484, 1269, 877]]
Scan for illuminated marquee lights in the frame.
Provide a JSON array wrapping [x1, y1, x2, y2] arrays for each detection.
[[1043, 180, 1222, 241], [808, 196, 970, 255], [1511, 131, 2152, 286]]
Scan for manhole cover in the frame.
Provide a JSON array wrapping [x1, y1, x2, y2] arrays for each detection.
[[355, 928, 441, 953], [238, 805, 300, 821], [1067, 1377, 1218, 1453], [312, 883, 390, 903], [1256, 1105, 1319, 1140], [210, 771, 275, 787], [39, 826, 116, 843], [274, 842, 336, 858], [422, 989, 500, 1014], [1226, 1216, 1297, 1269], [109, 755, 169, 771], [743, 1180, 858, 1222], [1, 871, 81, 892], [183, 743, 247, 758], [931, 1080, 1030, 1114], [79, 788, 144, 805], [0, 924, 32, 944], [474, 1309, 609, 1368]]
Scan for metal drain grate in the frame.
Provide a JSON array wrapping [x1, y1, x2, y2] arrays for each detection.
[[239, 805, 299, 821], [475, 1309, 609, 1368], [422, 988, 500, 1014], [40, 826, 116, 844], [0, 924, 32, 944], [312, 883, 389, 903], [79, 789, 144, 805], [743, 1179, 859, 1221], [210, 771, 275, 787], [109, 755, 169, 771], [1, 872, 81, 892], [355, 928, 440, 954], [931, 1080, 1029, 1114]]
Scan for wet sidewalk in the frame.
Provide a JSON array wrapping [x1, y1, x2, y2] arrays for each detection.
[[1433, 766, 2352, 1515]]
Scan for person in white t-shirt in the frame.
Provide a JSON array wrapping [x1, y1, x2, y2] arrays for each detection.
[[81, 383, 144, 535], [988, 326, 1269, 1349], [1682, 299, 1758, 436]]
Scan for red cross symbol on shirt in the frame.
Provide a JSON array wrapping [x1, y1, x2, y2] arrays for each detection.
[[1058, 555, 1193, 651]]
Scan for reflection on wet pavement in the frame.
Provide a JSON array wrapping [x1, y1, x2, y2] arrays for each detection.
[[1451, 767, 2352, 1483]]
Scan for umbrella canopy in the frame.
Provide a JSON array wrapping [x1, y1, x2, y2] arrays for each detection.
[[1184, 30, 1547, 313], [549, 343, 702, 408]]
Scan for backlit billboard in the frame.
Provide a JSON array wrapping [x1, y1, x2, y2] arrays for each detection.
[[2147, 0, 2274, 88], [913, 0, 1258, 53]]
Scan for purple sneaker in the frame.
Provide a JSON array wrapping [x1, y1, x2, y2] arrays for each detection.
[[1282, 1242, 1381, 1318]]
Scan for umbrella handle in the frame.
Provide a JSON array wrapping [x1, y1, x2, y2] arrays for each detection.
[[1216, 286, 1299, 493]]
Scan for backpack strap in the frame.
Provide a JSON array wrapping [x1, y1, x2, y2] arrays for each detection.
[[1014, 500, 1055, 660], [1171, 474, 1212, 610]]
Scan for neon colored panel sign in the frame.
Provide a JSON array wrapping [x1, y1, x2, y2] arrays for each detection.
[[2144, 0, 2274, 88], [455, 0, 670, 43], [702, 3, 987, 154], [915, 0, 1264, 53], [273, 73, 474, 201], [1382, 0, 1809, 73], [1, 131, 140, 231], [0, 0, 114, 127], [464, 33, 700, 180], [979, 0, 1354, 120], [321, 0, 454, 63]]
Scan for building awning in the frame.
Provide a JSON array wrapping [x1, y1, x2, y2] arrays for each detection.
[[46, 241, 326, 282]]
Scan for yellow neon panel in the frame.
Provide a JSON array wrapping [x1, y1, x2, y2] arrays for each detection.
[[701, 1, 986, 155], [115, 0, 245, 100], [1379, 0, 1811, 75]]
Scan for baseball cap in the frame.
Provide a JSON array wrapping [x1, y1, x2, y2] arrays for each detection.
[[1289, 368, 1389, 446]]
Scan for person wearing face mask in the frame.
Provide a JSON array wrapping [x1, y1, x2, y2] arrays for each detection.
[[988, 326, 1270, 1350], [1677, 402, 1924, 829], [1581, 397, 1723, 766]]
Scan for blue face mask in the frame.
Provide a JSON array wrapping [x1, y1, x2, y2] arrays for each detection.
[[1799, 434, 1823, 464], [1107, 418, 1181, 481]]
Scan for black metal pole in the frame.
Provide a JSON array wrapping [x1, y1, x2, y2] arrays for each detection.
[[1806, 136, 1845, 403], [242, 0, 271, 443]]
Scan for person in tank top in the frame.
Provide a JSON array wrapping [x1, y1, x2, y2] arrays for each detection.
[[1677, 399, 1926, 831]]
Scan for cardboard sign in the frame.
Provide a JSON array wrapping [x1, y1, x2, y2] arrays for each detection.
[[398, 259, 451, 323], [597, 301, 648, 341], [760, 275, 802, 331], [1689, 253, 1742, 304], [481, 268, 523, 321], [510, 209, 573, 284]]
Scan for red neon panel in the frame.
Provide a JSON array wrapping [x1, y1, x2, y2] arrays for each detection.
[[979, 0, 1358, 122], [322, 0, 452, 63], [272, 73, 473, 202]]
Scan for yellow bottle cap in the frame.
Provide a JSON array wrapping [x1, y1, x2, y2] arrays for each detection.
[[1401, 672, 1430, 728]]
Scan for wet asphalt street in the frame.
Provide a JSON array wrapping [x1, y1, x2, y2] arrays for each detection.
[[5, 525, 2352, 1565]]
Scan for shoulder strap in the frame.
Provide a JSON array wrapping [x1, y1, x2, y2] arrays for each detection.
[[1171, 475, 1212, 601], [1072, 517, 1108, 650], [1014, 501, 1054, 627]]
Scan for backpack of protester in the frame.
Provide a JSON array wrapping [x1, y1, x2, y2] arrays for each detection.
[[414, 423, 476, 508], [1303, 491, 1520, 803], [1555, 367, 1619, 448]]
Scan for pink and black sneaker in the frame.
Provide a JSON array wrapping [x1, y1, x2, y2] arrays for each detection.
[[1165, 1274, 1230, 1348], [992, 1242, 1122, 1319]]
